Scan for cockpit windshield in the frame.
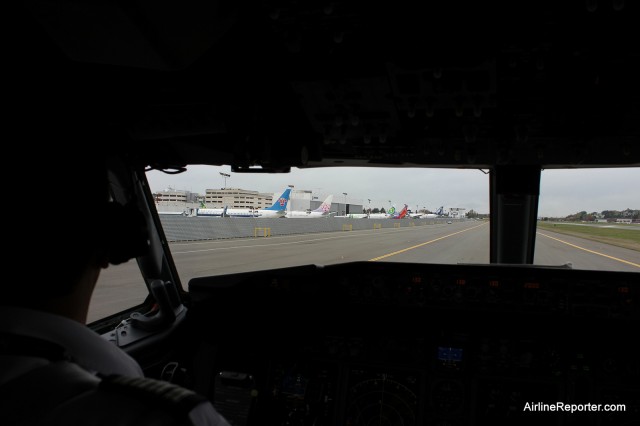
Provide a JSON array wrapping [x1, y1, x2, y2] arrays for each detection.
[[88, 166, 638, 323]]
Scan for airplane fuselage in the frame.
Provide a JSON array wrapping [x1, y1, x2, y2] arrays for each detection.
[[197, 208, 285, 218]]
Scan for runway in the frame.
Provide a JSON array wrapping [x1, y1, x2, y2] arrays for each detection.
[[89, 221, 640, 323]]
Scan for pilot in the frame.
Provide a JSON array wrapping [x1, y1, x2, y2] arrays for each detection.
[[0, 147, 230, 426]]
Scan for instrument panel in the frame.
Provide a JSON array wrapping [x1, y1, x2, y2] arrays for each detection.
[[187, 262, 639, 425]]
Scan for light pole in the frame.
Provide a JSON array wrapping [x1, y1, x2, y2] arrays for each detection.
[[343, 192, 347, 215], [219, 172, 230, 188]]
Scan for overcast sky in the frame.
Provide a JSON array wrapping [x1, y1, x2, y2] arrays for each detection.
[[147, 166, 639, 217]]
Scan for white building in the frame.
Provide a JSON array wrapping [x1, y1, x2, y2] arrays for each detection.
[[154, 189, 201, 215], [204, 188, 274, 209], [154, 188, 193, 203], [449, 207, 467, 218]]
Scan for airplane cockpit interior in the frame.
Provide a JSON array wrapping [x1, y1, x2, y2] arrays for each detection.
[[10, 1, 640, 425]]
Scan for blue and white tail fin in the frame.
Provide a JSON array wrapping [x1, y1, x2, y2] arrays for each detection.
[[312, 195, 333, 214], [264, 188, 292, 211], [435, 206, 444, 215]]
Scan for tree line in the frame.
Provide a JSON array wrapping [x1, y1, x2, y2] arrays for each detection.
[[540, 208, 639, 222]]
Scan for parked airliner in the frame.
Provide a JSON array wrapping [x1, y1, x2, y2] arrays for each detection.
[[423, 206, 444, 218], [366, 211, 389, 219], [196, 188, 291, 218], [410, 206, 444, 219], [391, 204, 409, 219], [286, 195, 334, 218]]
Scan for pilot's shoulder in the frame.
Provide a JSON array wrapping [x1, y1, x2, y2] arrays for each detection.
[[98, 374, 231, 426]]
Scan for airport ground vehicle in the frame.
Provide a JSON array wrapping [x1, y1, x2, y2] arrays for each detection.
[[10, 2, 640, 425]]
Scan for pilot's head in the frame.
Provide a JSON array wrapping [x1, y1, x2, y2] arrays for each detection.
[[9, 148, 112, 310]]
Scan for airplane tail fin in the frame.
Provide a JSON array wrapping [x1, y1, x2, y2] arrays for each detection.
[[395, 204, 409, 218], [312, 195, 333, 214], [436, 206, 444, 215], [264, 188, 292, 211]]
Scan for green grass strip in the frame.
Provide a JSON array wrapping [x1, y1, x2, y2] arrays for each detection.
[[537, 222, 640, 252]]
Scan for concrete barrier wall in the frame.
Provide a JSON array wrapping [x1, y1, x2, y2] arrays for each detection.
[[158, 215, 454, 242]]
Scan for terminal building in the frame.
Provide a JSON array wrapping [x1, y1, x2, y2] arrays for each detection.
[[204, 188, 275, 209]]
